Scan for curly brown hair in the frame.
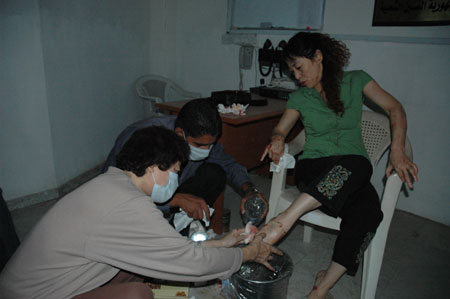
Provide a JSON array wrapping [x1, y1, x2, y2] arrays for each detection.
[[283, 32, 351, 115]]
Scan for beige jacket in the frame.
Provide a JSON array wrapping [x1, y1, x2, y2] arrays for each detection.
[[0, 167, 242, 299]]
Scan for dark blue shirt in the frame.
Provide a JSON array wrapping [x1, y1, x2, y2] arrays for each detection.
[[103, 116, 251, 211]]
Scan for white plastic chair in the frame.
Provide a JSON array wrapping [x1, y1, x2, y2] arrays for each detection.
[[266, 110, 413, 299], [135, 75, 202, 115]]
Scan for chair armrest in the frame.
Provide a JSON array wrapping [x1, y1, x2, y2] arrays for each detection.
[[379, 172, 403, 233], [141, 96, 164, 103], [178, 90, 202, 99], [266, 163, 288, 222]]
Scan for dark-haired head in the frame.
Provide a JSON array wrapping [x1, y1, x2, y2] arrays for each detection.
[[174, 98, 222, 138], [283, 32, 351, 115], [116, 126, 189, 177]]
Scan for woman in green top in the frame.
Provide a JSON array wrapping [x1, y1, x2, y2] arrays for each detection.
[[260, 32, 418, 299]]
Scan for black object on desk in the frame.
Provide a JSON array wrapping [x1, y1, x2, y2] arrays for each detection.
[[250, 86, 293, 101], [249, 98, 268, 106], [211, 90, 251, 106]]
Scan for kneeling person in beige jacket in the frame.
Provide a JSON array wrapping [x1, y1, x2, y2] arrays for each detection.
[[0, 126, 280, 299]]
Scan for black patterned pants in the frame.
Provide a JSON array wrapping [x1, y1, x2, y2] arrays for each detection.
[[295, 155, 383, 275]]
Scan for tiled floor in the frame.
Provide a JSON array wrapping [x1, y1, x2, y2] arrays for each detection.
[[10, 173, 450, 299]]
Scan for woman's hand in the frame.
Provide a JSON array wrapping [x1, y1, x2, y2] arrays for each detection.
[[260, 109, 300, 164], [387, 148, 418, 189], [241, 234, 284, 271], [219, 228, 248, 247], [260, 135, 285, 164], [201, 228, 249, 248]]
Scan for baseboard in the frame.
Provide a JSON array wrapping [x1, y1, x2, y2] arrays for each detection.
[[6, 189, 60, 211], [7, 163, 104, 211]]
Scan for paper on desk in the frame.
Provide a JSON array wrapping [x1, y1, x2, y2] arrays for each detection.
[[217, 103, 249, 115], [173, 207, 214, 232], [270, 144, 296, 173]]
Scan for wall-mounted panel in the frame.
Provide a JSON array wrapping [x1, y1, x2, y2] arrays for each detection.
[[227, 0, 325, 33]]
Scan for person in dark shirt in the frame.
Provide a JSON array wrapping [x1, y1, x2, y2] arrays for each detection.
[[103, 98, 268, 231]]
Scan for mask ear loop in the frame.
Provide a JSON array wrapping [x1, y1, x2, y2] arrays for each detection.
[[147, 166, 158, 186], [151, 171, 156, 184]]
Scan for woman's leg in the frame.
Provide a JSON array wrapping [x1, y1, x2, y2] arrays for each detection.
[[260, 155, 368, 245], [261, 192, 322, 245], [261, 155, 379, 298], [306, 183, 382, 299], [332, 183, 383, 276], [308, 262, 346, 299]]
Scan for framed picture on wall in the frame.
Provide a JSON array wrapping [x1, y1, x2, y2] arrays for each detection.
[[373, 0, 450, 26]]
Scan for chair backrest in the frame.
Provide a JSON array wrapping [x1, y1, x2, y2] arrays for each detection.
[[287, 110, 413, 169], [135, 75, 201, 103], [361, 110, 391, 168], [135, 75, 202, 117], [361, 110, 413, 168]]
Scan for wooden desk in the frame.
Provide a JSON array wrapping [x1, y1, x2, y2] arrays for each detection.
[[156, 98, 287, 170]]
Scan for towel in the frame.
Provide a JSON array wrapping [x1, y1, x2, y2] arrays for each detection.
[[269, 144, 296, 173], [173, 207, 215, 232]]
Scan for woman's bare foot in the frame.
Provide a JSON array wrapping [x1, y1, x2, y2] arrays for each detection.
[[307, 270, 333, 299]]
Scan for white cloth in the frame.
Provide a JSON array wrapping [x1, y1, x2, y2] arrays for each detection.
[[173, 207, 215, 232], [270, 144, 296, 173]]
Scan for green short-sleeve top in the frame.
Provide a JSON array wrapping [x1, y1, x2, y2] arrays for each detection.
[[286, 70, 373, 161]]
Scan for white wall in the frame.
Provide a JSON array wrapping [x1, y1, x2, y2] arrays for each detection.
[[1, 0, 57, 199], [1, 0, 150, 201], [147, 0, 450, 225], [39, 0, 151, 185]]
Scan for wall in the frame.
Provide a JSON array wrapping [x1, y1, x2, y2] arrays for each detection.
[[39, 0, 150, 185], [0, 0, 150, 202], [147, 0, 450, 225], [1, 0, 57, 200]]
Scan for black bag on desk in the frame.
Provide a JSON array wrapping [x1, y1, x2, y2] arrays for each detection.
[[0, 188, 20, 271], [210, 90, 251, 106]]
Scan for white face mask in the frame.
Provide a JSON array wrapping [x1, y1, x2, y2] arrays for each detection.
[[151, 171, 179, 203], [188, 144, 213, 161], [182, 130, 214, 161]]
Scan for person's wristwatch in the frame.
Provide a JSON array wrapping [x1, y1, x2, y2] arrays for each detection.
[[244, 185, 259, 195]]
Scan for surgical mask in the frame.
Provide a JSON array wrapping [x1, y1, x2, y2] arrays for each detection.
[[151, 171, 179, 203], [189, 144, 213, 161], [182, 130, 214, 161]]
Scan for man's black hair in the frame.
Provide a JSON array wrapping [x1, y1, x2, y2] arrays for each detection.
[[174, 98, 222, 138], [116, 126, 189, 177]]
